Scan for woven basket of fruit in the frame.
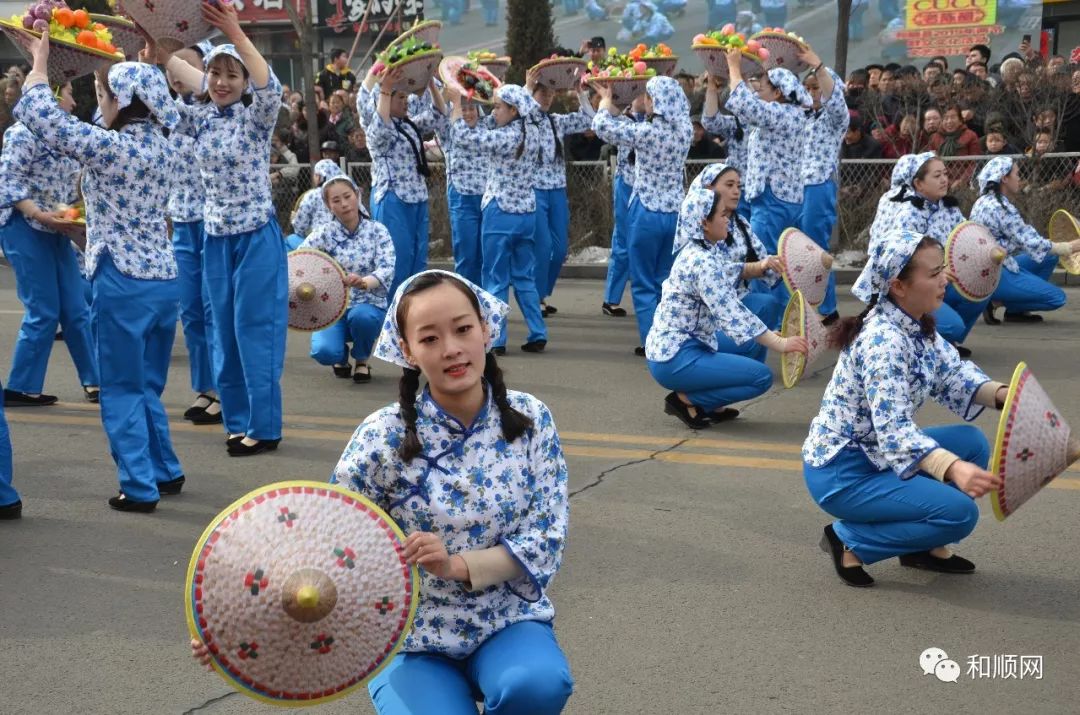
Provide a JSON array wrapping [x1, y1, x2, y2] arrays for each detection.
[[749, 29, 809, 73], [583, 47, 655, 105], [634, 43, 678, 78], [467, 50, 511, 81], [116, 0, 215, 54], [390, 19, 442, 48], [374, 35, 443, 96], [89, 13, 143, 60], [692, 26, 768, 80], [439, 56, 501, 105], [586, 75, 648, 108], [530, 56, 588, 92], [2, 2, 124, 87]]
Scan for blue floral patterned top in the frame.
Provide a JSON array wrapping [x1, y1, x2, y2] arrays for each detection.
[[437, 114, 489, 197], [701, 112, 749, 175], [167, 128, 204, 224], [721, 218, 778, 297], [174, 71, 283, 237], [290, 189, 335, 237], [869, 189, 906, 248], [332, 386, 569, 658], [726, 80, 809, 204], [365, 93, 446, 205], [803, 298, 990, 479], [450, 117, 541, 214], [613, 112, 646, 183], [300, 217, 395, 308], [0, 121, 80, 232], [533, 106, 593, 190], [969, 193, 1052, 274], [800, 70, 847, 186], [646, 237, 769, 361], [878, 195, 965, 248], [592, 77, 691, 213], [14, 85, 177, 280]]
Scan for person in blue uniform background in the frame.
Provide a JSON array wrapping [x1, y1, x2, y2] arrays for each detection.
[[601, 96, 647, 318], [162, 3, 289, 457], [17, 37, 186, 512], [0, 80, 99, 407], [286, 158, 345, 251], [436, 98, 488, 286]]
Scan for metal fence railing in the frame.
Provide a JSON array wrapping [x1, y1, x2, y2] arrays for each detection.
[[271, 153, 1080, 258]]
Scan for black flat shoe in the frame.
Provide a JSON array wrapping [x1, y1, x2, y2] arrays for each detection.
[[332, 363, 352, 379], [184, 393, 215, 420], [228, 438, 281, 457], [521, 340, 547, 353], [226, 434, 245, 447], [83, 386, 100, 404], [108, 494, 158, 513], [663, 392, 711, 429], [492, 346, 506, 357], [705, 407, 740, 423], [983, 305, 1001, 325], [951, 343, 972, 358], [634, 346, 646, 357], [1004, 311, 1043, 323], [3, 389, 58, 407], [602, 303, 627, 317], [190, 402, 223, 425], [819, 525, 875, 587], [158, 475, 186, 496], [541, 303, 557, 317], [0, 500, 22, 520], [353, 363, 372, 383], [899, 550, 975, 573], [821, 311, 840, 327]]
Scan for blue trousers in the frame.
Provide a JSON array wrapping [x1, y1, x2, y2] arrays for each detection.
[[798, 180, 839, 317], [481, 201, 547, 347], [604, 175, 632, 305], [848, 3, 867, 39], [92, 256, 182, 502], [628, 201, 677, 345], [203, 221, 288, 440], [749, 186, 802, 302], [932, 299, 967, 344], [993, 255, 1065, 314], [173, 220, 215, 394], [310, 303, 386, 365], [0, 379, 16, 507], [482, 0, 499, 24], [804, 424, 988, 565], [534, 188, 570, 301], [448, 186, 484, 286], [586, 0, 608, 20], [648, 338, 773, 411], [1, 214, 98, 393], [369, 621, 573, 715], [714, 293, 784, 362], [440, 0, 463, 23], [561, 0, 582, 13], [284, 233, 304, 251], [941, 284, 989, 343], [373, 191, 430, 298]]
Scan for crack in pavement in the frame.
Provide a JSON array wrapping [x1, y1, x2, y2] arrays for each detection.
[[181, 691, 239, 714], [569, 438, 689, 499]]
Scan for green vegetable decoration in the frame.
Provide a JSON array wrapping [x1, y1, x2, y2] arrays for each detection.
[[373, 35, 440, 74], [692, 24, 770, 62], [583, 46, 658, 85]]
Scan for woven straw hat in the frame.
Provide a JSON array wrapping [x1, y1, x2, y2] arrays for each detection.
[[287, 249, 348, 332], [749, 30, 809, 73], [778, 228, 834, 307], [944, 221, 1007, 301], [530, 57, 588, 91], [1048, 209, 1080, 275], [186, 481, 417, 705], [586, 75, 648, 108], [780, 290, 829, 388], [990, 363, 1080, 520]]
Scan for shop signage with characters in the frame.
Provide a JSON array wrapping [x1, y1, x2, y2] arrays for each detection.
[[896, 0, 1004, 57]]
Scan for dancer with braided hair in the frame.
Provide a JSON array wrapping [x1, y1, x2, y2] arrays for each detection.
[[331, 270, 573, 714]]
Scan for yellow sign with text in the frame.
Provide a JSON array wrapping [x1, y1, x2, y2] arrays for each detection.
[[905, 0, 998, 30]]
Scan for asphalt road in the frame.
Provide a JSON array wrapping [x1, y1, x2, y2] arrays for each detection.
[[0, 263, 1079, 714]]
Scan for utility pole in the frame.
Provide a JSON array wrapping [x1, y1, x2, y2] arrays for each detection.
[[835, 0, 851, 79], [286, 0, 322, 179]]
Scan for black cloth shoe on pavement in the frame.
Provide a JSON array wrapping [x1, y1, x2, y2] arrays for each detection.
[[521, 340, 547, 353], [158, 476, 186, 496], [228, 439, 281, 457], [83, 386, 100, 404], [108, 494, 158, 513], [0, 500, 22, 520], [634, 346, 646, 357], [602, 303, 627, 317], [4, 389, 58, 407], [983, 305, 1001, 325], [492, 347, 507, 356], [1004, 311, 1043, 323], [898, 550, 975, 573], [663, 392, 711, 429], [332, 363, 352, 379], [819, 524, 875, 587]]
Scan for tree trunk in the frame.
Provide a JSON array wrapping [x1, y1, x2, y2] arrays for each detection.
[[834, 0, 851, 80], [286, 1, 321, 184], [505, 0, 555, 85]]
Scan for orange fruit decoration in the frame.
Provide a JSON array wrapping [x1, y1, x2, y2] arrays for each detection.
[[72, 9, 90, 29], [53, 8, 75, 27], [76, 29, 97, 49], [64, 207, 80, 220]]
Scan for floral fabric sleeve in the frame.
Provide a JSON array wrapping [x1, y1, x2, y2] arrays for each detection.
[[929, 337, 991, 422]]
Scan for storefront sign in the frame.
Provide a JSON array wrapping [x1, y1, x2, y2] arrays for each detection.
[[902, 0, 1001, 55]]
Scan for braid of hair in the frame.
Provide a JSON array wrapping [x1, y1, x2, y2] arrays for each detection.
[[733, 214, 758, 262], [889, 185, 910, 203], [546, 113, 563, 160], [515, 119, 526, 159], [397, 367, 423, 462], [484, 353, 533, 443], [830, 294, 880, 349]]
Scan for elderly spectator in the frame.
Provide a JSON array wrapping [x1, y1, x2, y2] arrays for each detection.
[[345, 125, 371, 164]]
